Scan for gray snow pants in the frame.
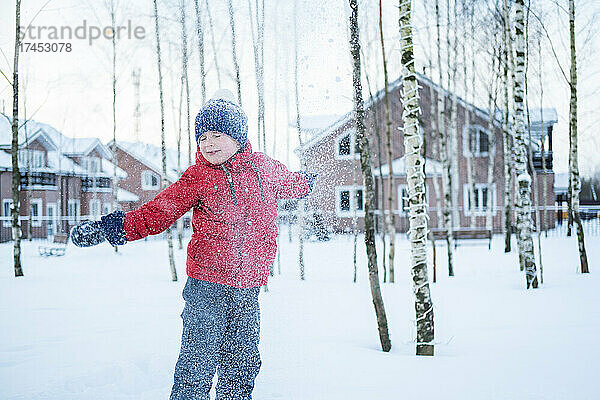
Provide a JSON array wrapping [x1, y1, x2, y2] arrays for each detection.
[[169, 277, 261, 400]]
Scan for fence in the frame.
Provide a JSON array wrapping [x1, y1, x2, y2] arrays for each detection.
[[1, 206, 598, 244]]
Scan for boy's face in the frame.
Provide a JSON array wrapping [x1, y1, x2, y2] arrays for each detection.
[[198, 131, 240, 165]]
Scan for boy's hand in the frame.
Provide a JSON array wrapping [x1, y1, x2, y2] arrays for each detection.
[[70, 210, 127, 247], [70, 221, 105, 247]]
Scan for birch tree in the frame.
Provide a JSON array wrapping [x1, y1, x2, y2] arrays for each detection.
[[153, 0, 178, 281], [399, 0, 435, 356], [349, 0, 391, 352], [513, 0, 538, 288], [12, 0, 23, 277], [568, 0, 589, 273], [228, 0, 242, 106], [435, 0, 454, 276], [109, 0, 119, 254], [294, 0, 306, 281], [378, 0, 396, 283], [502, 0, 514, 253], [193, 0, 207, 104]]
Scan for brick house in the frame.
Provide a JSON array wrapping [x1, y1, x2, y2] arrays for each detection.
[[109, 140, 190, 212], [0, 116, 131, 242], [295, 73, 556, 234]]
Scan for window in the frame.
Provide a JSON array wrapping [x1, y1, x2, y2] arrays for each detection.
[[464, 125, 490, 157], [335, 186, 365, 216], [83, 157, 101, 173], [89, 199, 101, 218], [2, 199, 13, 227], [30, 198, 43, 227], [18, 149, 45, 168], [67, 199, 80, 222], [335, 129, 360, 160], [463, 183, 496, 215], [46, 203, 56, 237], [142, 170, 160, 190]]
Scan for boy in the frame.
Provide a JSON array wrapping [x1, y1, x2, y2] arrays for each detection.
[[71, 91, 317, 399]]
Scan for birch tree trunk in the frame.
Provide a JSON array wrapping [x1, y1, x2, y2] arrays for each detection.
[[11, 0, 23, 277], [153, 0, 178, 281], [110, 0, 119, 254], [193, 0, 206, 104], [180, 0, 192, 166], [513, 0, 538, 288], [463, 0, 475, 229], [436, 0, 454, 276], [294, 1, 305, 281], [537, 35, 548, 239], [524, 2, 544, 282], [568, 0, 589, 274], [228, 0, 242, 106], [378, 0, 396, 283], [502, 0, 513, 253], [399, 0, 434, 356], [349, 0, 391, 352], [248, 0, 265, 152], [486, 49, 499, 232], [448, 0, 460, 231]]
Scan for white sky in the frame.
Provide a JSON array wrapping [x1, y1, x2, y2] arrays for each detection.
[[0, 0, 598, 174]]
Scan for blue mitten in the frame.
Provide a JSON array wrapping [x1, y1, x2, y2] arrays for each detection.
[[70, 220, 105, 247], [70, 210, 127, 247], [99, 210, 127, 246]]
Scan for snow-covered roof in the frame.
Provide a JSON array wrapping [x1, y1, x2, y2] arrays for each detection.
[[117, 187, 139, 203], [527, 108, 558, 125], [291, 115, 344, 131], [99, 158, 127, 179], [295, 72, 499, 155], [111, 140, 188, 183], [554, 172, 569, 194], [373, 156, 443, 177]]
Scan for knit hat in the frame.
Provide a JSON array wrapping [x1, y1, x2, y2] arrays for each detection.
[[195, 90, 248, 149]]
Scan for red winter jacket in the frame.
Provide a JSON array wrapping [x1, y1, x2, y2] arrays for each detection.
[[123, 143, 310, 288]]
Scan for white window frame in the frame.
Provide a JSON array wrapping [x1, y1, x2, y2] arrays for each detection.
[[2, 199, 13, 227], [67, 199, 81, 222], [89, 199, 101, 219], [141, 170, 160, 190], [83, 156, 101, 173], [463, 124, 490, 158], [335, 185, 365, 217], [30, 198, 43, 227], [463, 183, 497, 216], [334, 128, 360, 160], [46, 202, 57, 237], [397, 184, 429, 215]]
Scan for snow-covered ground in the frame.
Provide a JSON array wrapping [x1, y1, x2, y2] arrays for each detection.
[[1, 231, 598, 399]]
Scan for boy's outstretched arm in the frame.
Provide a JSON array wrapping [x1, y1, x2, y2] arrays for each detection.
[[261, 156, 317, 200], [71, 167, 202, 247]]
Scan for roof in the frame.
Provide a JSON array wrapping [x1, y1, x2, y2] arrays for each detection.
[[294, 73, 501, 155], [373, 156, 443, 177], [117, 187, 139, 202], [100, 158, 127, 179], [111, 140, 189, 183], [527, 108, 558, 125]]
